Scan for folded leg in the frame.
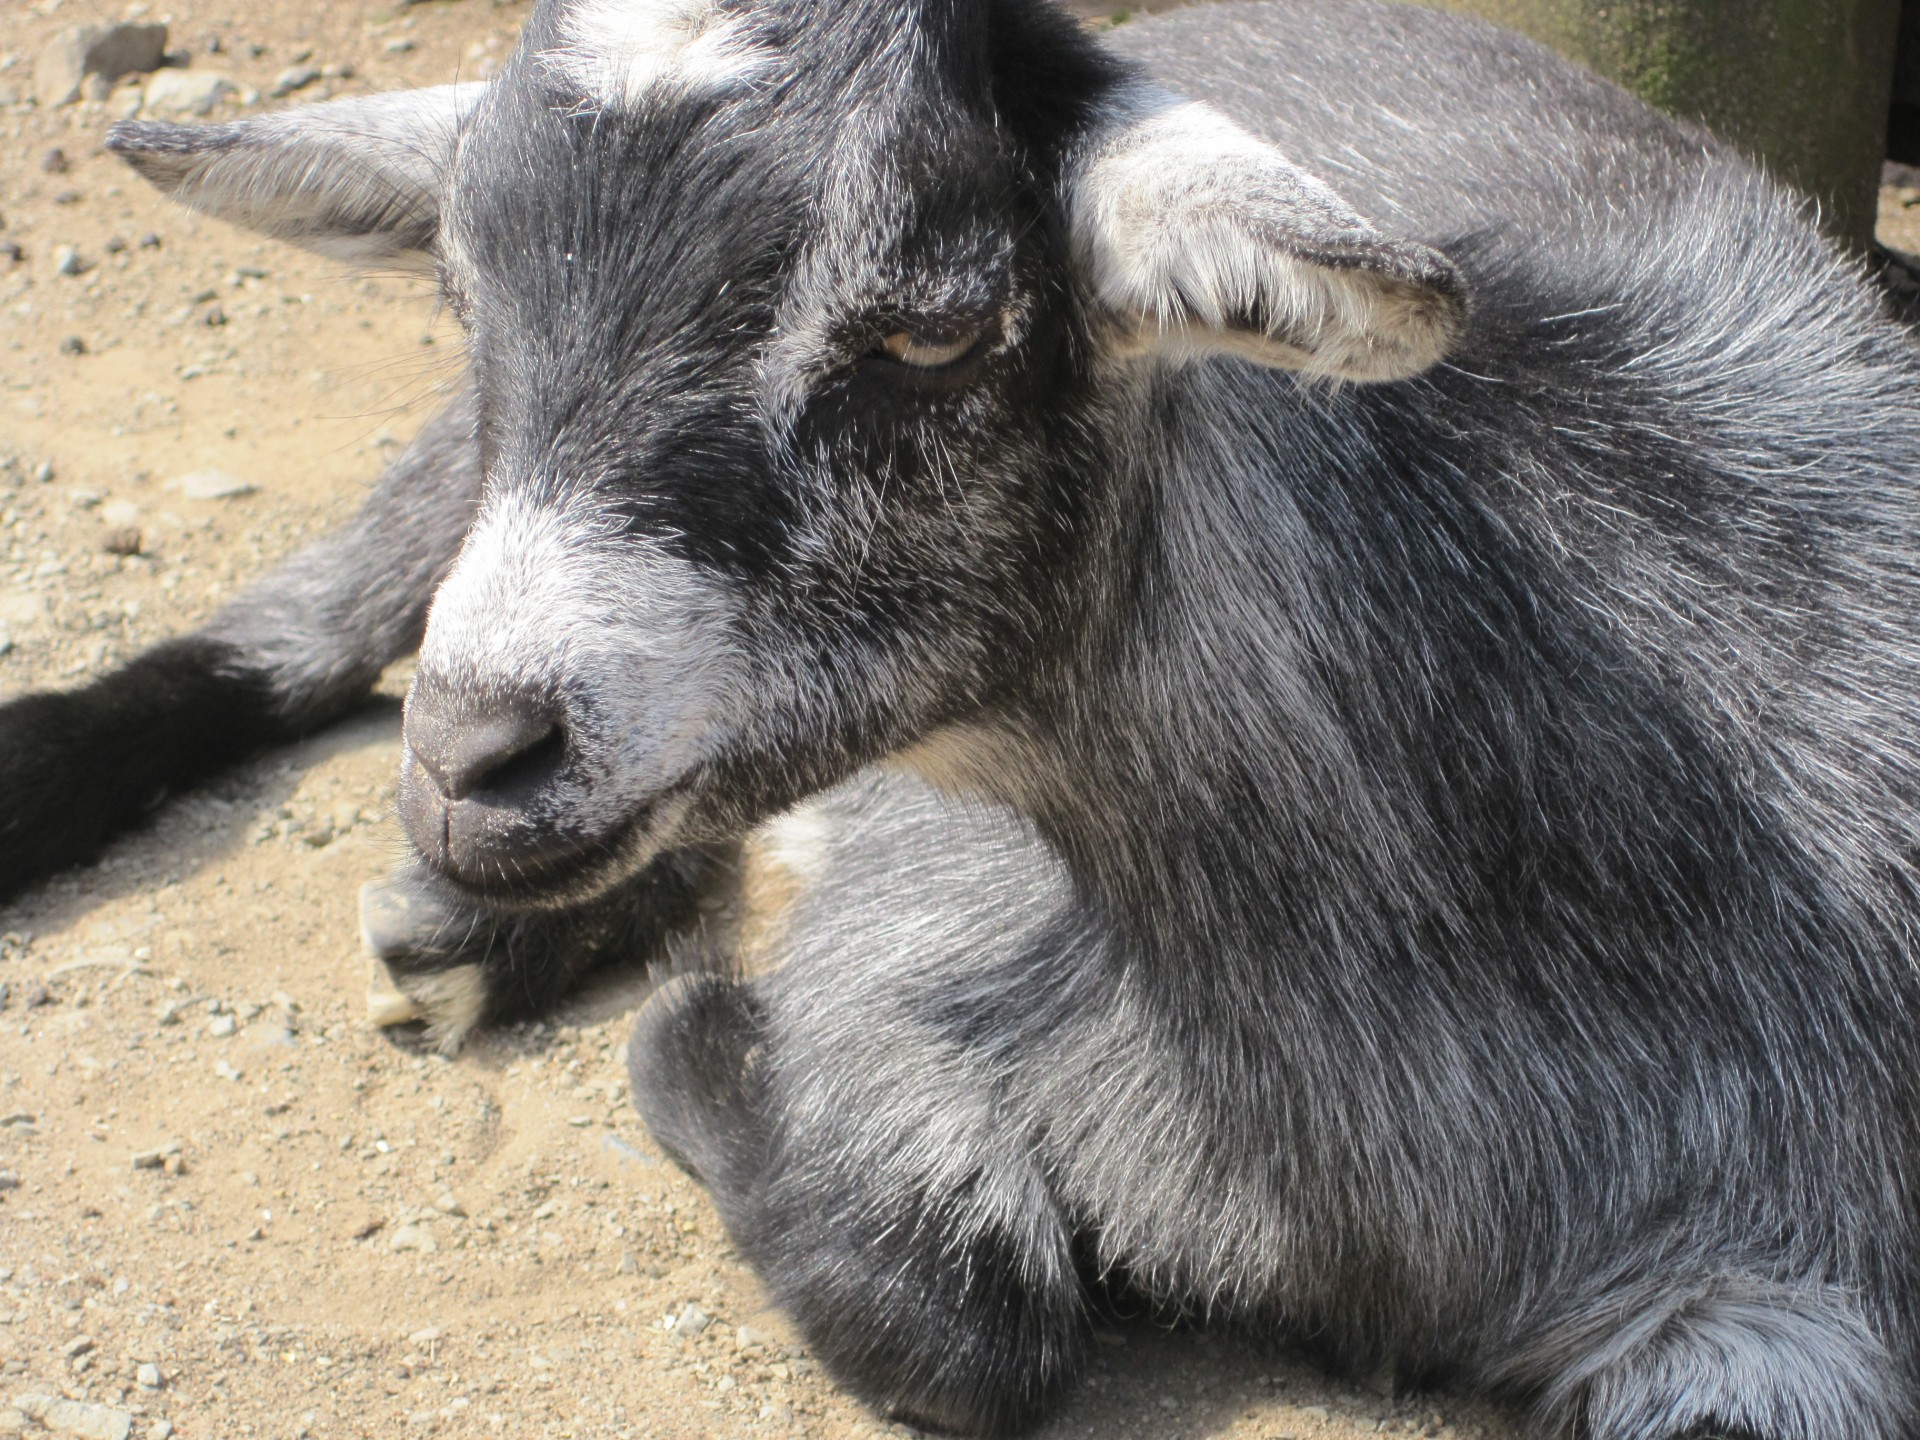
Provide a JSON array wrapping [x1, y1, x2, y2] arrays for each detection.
[[629, 775, 1098, 1435]]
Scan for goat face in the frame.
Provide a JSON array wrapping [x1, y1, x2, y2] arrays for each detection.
[[110, 0, 1465, 907]]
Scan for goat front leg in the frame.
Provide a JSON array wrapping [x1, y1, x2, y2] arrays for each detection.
[[631, 969, 1091, 1436], [360, 843, 733, 1053], [0, 381, 482, 899]]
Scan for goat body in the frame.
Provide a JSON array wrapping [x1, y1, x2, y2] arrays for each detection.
[[4, 0, 1915, 1433]]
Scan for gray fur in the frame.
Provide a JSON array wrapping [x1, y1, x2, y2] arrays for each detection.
[[203, 382, 483, 729], [78, 0, 1920, 1435]]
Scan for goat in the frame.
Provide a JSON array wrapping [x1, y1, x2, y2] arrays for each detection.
[[5, 0, 1919, 1433]]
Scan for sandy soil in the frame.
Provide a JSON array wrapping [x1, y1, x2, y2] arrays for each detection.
[[0, 3, 1914, 1439]]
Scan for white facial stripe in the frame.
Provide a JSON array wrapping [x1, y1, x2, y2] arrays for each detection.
[[544, 0, 776, 108], [419, 490, 745, 792]]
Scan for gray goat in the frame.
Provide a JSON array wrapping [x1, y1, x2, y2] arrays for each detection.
[[1, 0, 1916, 1433]]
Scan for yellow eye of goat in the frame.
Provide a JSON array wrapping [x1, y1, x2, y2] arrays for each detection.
[[878, 329, 979, 368]]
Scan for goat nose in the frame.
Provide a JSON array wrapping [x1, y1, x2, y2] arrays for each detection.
[[411, 702, 558, 800], [399, 686, 579, 886]]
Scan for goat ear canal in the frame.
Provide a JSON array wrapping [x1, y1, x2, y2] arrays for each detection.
[[1067, 89, 1467, 382], [106, 83, 487, 270]]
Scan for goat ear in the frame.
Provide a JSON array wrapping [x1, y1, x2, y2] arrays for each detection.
[[1067, 91, 1466, 381], [106, 84, 486, 268]]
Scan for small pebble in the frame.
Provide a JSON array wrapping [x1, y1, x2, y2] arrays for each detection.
[[134, 1362, 162, 1390], [0, 242, 21, 265], [389, 1223, 438, 1254], [670, 1305, 711, 1339], [130, 1141, 181, 1170], [40, 148, 69, 174], [58, 336, 87, 356], [271, 65, 320, 97], [53, 246, 86, 277], [174, 470, 254, 500], [101, 527, 142, 557], [207, 1013, 236, 1038]]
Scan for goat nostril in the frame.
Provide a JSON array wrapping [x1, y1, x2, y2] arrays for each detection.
[[471, 721, 567, 799], [423, 706, 563, 801]]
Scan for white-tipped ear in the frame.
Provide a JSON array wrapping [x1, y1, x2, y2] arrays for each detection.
[[1068, 89, 1466, 382], [106, 84, 487, 269]]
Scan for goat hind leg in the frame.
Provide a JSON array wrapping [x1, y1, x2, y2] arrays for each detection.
[[0, 382, 483, 899]]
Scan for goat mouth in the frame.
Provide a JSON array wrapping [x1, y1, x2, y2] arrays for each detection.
[[429, 793, 689, 912]]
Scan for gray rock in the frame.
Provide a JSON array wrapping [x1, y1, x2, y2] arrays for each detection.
[[670, 1305, 710, 1339], [134, 1363, 162, 1391], [206, 1013, 235, 1038], [130, 1141, 181, 1170], [174, 470, 254, 500], [12, 1394, 132, 1440], [389, 1223, 438, 1254], [34, 25, 168, 109], [272, 66, 321, 98], [52, 247, 85, 278], [141, 70, 234, 118]]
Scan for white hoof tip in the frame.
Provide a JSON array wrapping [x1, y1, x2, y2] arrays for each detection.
[[366, 958, 422, 1028]]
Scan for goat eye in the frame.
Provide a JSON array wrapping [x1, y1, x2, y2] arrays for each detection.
[[876, 328, 980, 369]]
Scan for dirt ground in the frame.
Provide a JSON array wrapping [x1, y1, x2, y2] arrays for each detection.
[[0, 3, 1916, 1439]]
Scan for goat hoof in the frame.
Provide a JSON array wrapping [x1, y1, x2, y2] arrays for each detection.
[[358, 873, 491, 1053], [360, 871, 472, 960]]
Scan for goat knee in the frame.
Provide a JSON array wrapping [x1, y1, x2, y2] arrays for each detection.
[[1522, 1281, 1911, 1440]]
